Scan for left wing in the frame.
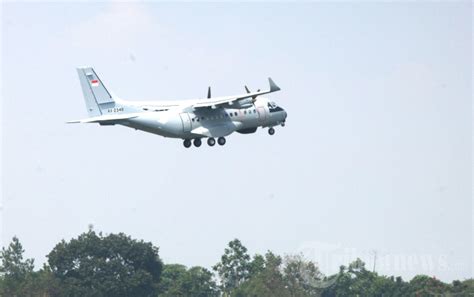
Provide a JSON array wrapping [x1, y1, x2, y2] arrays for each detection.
[[193, 78, 280, 109]]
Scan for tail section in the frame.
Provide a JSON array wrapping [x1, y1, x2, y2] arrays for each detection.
[[76, 67, 115, 116]]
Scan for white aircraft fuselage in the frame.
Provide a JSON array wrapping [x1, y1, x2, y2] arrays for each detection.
[[70, 67, 287, 148]]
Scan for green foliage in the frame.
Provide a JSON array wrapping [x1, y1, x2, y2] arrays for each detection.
[[0, 236, 35, 296], [0, 234, 471, 297], [0, 236, 34, 279], [459, 279, 474, 295], [17, 265, 63, 297], [233, 250, 324, 297], [158, 264, 218, 297], [322, 260, 411, 297], [158, 263, 187, 295], [47, 230, 163, 297], [233, 251, 290, 297], [283, 254, 323, 297], [407, 275, 450, 296], [213, 239, 252, 294]]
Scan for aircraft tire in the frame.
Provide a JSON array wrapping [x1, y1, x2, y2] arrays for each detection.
[[268, 127, 275, 135], [218, 137, 226, 146], [193, 138, 202, 147], [183, 139, 192, 148], [207, 138, 216, 146]]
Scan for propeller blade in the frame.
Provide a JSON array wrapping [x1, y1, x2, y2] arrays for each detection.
[[245, 85, 258, 102]]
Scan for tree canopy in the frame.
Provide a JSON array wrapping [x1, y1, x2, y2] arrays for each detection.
[[0, 234, 472, 297], [47, 230, 163, 297]]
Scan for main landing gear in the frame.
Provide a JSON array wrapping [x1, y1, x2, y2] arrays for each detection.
[[217, 137, 226, 146], [207, 138, 216, 146], [183, 137, 226, 148], [268, 127, 275, 135], [193, 138, 202, 147]]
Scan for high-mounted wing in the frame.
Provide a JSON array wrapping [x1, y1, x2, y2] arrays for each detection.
[[193, 78, 280, 109]]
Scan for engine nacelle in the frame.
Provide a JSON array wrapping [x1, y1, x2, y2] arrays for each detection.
[[232, 98, 254, 109]]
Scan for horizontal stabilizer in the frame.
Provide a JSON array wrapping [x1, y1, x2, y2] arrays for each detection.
[[67, 113, 138, 124]]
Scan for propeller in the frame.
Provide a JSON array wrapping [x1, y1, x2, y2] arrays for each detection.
[[244, 85, 259, 102]]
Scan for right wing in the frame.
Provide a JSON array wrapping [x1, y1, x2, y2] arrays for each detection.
[[192, 78, 280, 109]]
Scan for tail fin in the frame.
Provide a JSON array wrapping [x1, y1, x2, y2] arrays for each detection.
[[76, 67, 115, 116]]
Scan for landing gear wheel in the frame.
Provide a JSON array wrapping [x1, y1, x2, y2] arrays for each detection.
[[207, 138, 216, 146], [218, 137, 226, 146], [183, 139, 192, 148], [268, 127, 275, 135], [193, 138, 202, 147]]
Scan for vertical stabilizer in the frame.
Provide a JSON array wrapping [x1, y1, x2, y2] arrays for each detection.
[[76, 67, 115, 116]]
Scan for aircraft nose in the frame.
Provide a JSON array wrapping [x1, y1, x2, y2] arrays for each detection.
[[280, 108, 287, 126]]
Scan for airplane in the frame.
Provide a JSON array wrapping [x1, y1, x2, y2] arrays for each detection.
[[68, 67, 287, 148]]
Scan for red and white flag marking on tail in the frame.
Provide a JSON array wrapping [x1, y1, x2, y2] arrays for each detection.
[[86, 74, 99, 87]]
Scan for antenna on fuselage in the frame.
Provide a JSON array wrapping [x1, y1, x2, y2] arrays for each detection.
[[207, 86, 211, 99]]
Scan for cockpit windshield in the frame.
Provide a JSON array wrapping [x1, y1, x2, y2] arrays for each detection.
[[267, 102, 284, 113], [268, 102, 278, 108]]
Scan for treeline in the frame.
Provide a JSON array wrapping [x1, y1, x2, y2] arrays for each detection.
[[0, 230, 472, 297]]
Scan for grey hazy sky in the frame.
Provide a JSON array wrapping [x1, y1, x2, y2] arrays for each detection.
[[1, 1, 472, 282]]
